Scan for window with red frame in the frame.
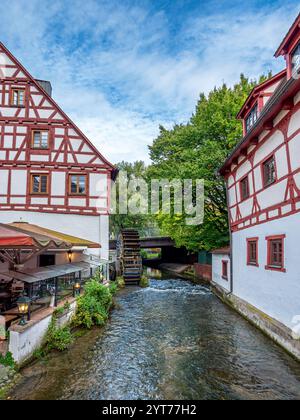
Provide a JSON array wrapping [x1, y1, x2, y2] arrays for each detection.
[[240, 176, 250, 201], [11, 88, 25, 106], [263, 156, 276, 187], [266, 236, 285, 271], [247, 239, 258, 266], [246, 103, 258, 133], [222, 260, 228, 280]]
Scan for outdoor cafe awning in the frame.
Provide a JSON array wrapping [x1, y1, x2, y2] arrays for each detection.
[[0, 225, 36, 247], [8, 222, 100, 249], [1, 262, 101, 284], [0, 223, 72, 249]]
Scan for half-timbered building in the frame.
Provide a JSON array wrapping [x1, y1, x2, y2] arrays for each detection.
[[219, 14, 300, 339], [0, 42, 115, 261]]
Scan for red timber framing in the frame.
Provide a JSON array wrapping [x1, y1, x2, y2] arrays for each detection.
[[0, 42, 115, 217], [222, 75, 300, 233], [237, 70, 287, 136]]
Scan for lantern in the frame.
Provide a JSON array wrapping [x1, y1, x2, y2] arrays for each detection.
[[17, 295, 30, 326], [74, 281, 81, 296]]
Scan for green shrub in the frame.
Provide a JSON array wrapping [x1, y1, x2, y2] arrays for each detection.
[[84, 279, 112, 310], [0, 351, 15, 369], [109, 282, 118, 295], [140, 275, 149, 288], [73, 279, 113, 329], [45, 320, 73, 352], [116, 277, 125, 288]]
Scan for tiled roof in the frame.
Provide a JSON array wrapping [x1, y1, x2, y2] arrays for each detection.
[[211, 246, 230, 255]]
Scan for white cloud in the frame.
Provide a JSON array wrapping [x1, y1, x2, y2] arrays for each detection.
[[0, 0, 299, 164]]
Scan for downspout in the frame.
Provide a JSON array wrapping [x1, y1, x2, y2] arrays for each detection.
[[225, 179, 234, 294]]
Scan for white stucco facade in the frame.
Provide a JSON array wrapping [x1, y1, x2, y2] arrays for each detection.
[[232, 212, 300, 330], [212, 253, 231, 292], [221, 79, 300, 335], [9, 300, 77, 364]]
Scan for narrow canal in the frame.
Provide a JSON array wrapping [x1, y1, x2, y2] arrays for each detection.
[[10, 270, 300, 400]]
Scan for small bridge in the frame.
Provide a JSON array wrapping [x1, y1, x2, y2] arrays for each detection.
[[109, 236, 175, 250], [110, 237, 195, 264]]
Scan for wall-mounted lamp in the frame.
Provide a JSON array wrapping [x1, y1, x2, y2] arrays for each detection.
[[68, 250, 73, 263]]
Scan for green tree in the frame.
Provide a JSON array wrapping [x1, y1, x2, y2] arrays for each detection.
[[110, 161, 158, 238], [147, 74, 268, 251]]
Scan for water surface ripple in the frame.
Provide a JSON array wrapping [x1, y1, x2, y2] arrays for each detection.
[[10, 275, 300, 400]]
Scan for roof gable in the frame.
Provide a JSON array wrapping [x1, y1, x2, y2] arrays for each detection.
[[237, 70, 286, 119], [0, 42, 115, 170], [275, 13, 300, 57]]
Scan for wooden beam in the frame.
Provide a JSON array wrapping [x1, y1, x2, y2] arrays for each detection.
[[20, 245, 51, 264], [282, 98, 294, 111], [240, 148, 248, 157], [263, 120, 273, 131], [250, 137, 259, 145]]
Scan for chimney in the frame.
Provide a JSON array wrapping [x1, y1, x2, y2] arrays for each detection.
[[35, 79, 52, 97]]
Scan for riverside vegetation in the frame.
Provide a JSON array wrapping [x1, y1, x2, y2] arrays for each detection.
[[0, 275, 117, 399], [32, 275, 118, 357]]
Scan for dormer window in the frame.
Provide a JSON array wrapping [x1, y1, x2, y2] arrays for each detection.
[[246, 103, 258, 133], [291, 42, 300, 75]]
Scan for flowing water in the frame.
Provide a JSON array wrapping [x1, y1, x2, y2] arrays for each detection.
[[9, 271, 300, 400]]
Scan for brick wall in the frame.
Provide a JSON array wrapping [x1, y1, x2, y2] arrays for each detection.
[[194, 263, 212, 282]]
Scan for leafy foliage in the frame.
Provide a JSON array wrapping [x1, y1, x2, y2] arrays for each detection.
[[110, 160, 158, 238], [147, 74, 268, 251], [0, 352, 15, 369], [109, 282, 118, 296], [139, 275, 149, 288], [45, 322, 73, 352], [44, 306, 73, 352], [116, 276, 125, 288], [73, 279, 113, 329]]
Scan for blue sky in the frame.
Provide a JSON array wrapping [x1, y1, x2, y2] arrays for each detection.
[[0, 0, 299, 163]]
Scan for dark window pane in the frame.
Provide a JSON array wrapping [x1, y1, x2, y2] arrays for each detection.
[[263, 157, 276, 187], [41, 176, 48, 193], [71, 177, 78, 193], [270, 240, 283, 267], [292, 43, 300, 73], [248, 241, 257, 264], [241, 177, 249, 200], [33, 176, 40, 193], [246, 104, 258, 133], [78, 176, 86, 193]]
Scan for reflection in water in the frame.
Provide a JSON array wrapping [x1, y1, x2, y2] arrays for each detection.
[[10, 272, 300, 400]]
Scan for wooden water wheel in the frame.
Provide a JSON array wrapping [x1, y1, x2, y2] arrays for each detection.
[[117, 229, 142, 285]]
